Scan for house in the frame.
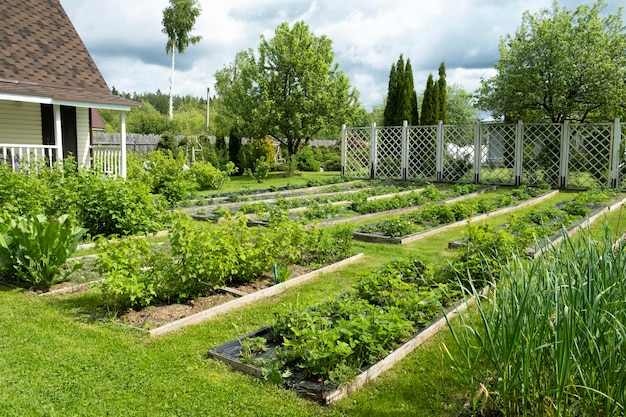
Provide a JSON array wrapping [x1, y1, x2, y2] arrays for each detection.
[[0, 0, 138, 177]]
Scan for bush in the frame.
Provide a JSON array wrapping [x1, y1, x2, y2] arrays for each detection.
[[0, 214, 85, 290], [297, 147, 321, 172], [189, 161, 235, 191]]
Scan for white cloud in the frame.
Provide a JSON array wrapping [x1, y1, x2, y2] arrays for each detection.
[[60, 0, 625, 111]]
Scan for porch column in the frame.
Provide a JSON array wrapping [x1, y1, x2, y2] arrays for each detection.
[[53, 104, 63, 161], [120, 110, 127, 179]]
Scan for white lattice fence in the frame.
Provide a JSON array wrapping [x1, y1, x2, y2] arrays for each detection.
[[480, 123, 516, 184], [407, 126, 437, 182], [342, 120, 623, 189], [441, 124, 475, 183], [567, 123, 613, 188], [343, 127, 370, 178], [522, 124, 562, 187], [375, 126, 403, 179]]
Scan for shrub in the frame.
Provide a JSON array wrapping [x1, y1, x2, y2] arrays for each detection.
[[297, 147, 321, 172]]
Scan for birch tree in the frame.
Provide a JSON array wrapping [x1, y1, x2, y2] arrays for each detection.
[[162, 0, 202, 120]]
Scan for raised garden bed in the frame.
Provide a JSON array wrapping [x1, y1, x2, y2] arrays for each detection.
[[207, 256, 472, 404], [353, 189, 558, 244], [208, 283, 481, 405], [149, 253, 364, 337], [448, 193, 626, 258]]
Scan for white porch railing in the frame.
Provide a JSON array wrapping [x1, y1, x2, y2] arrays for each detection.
[[0, 144, 58, 172], [91, 144, 122, 176]]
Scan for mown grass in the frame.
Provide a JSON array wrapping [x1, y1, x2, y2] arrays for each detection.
[[1, 185, 624, 416]]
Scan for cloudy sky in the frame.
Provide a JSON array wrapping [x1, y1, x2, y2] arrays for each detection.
[[60, 0, 624, 111]]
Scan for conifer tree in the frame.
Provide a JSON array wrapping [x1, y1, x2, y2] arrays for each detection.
[[383, 55, 419, 126], [437, 62, 447, 124], [420, 74, 437, 125], [383, 63, 398, 126]]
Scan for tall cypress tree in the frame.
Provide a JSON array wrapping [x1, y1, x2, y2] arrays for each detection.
[[404, 59, 419, 125], [384, 55, 419, 126], [420, 74, 437, 125], [437, 62, 447, 124], [383, 63, 398, 126]]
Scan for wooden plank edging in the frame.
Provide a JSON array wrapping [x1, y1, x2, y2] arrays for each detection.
[[149, 253, 365, 338]]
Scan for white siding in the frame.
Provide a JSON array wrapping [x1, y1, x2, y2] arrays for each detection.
[[0, 100, 42, 145], [76, 107, 90, 168]]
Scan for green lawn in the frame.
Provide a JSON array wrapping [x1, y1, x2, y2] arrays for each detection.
[[2, 182, 624, 416]]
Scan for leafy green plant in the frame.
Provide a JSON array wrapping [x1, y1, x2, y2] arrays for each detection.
[[270, 256, 457, 385], [239, 336, 269, 364], [0, 214, 85, 290]]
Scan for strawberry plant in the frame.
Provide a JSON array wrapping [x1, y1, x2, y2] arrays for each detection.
[[269, 256, 458, 385]]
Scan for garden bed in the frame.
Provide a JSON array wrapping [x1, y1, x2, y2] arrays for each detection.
[[353, 189, 558, 244], [208, 289, 480, 405], [149, 253, 364, 337]]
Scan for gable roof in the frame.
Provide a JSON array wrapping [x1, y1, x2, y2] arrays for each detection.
[[0, 0, 138, 110], [91, 109, 106, 131]]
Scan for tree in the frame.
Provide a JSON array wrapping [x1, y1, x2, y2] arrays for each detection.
[[477, 0, 626, 123], [162, 0, 202, 120], [437, 62, 447, 124], [420, 74, 437, 125], [215, 21, 361, 155], [446, 84, 479, 125], [383, 55, 419, 126]]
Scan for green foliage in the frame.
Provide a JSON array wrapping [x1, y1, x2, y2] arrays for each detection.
[[420, 74, 437, 125], [449, 227, 626, 416], [0, 214, 85, 290], [189, 161, 235, 190], [0, 161, 163, 238], [250, 157, 271, 183], [214, 20, 362, 155], [296, 147, 321, 172], [96, 215, 354, 309], [384, 55, 419, 126], [270, 256, 458, 385], [478, 0, 626, 123], [96, 237, 161, 309], [228, 129, 242, 174], [156, 132, 180, 153], [76, 173, 163, 237]]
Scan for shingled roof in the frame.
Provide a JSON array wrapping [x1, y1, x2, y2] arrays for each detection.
[[0, 0, 137, 109]]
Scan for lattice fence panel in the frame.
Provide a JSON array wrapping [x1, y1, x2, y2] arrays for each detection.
[[441, 125, 475, 183], [407, 126, 437, 182], [480, 123, 516, 184], [375, 126, 403, 179], [567, 123, 613, 188], [344, 127, 370, 178], [522, 124, 562, 187]]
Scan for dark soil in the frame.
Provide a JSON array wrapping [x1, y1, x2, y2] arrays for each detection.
[[122, 264, 314, 329]]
